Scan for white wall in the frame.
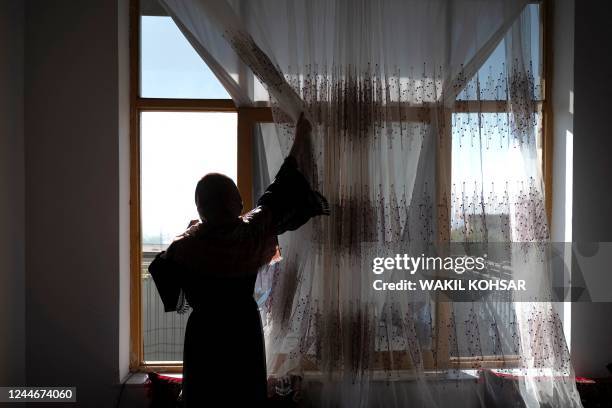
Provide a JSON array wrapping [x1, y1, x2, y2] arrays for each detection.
[[24, 0, 130, 405], [550, 0, 574, 351], [570, 0, 612, 378], [550, 0, 612, 379], [0, 0, 26, 387], [551, 1, 574, 244]]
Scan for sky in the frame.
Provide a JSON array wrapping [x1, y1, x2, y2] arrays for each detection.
[[141, 16, 230, 99], [141, 111, 237, 245]]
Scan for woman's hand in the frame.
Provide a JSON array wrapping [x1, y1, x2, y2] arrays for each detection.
[[295, 112, 312, 140], [289, 112, 313, 174], [178, 219, 201, 238]]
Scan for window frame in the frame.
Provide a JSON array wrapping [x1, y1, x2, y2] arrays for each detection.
[[129, 0, 273, 372], [435, 0, 552, 370], [129, 0, 552, 373]]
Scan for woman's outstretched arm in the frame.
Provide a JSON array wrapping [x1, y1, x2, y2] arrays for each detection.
[[254, 112, 328, 236]]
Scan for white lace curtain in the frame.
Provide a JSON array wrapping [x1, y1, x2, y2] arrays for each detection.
[[160, 1, 582, 406]]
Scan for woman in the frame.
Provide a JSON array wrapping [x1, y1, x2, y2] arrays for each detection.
[[149, 113, 328, 406]]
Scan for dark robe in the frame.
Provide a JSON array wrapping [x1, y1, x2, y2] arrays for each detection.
[[148, 156, 328, 407]]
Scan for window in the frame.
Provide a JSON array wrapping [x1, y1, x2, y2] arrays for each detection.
[[140, 112, 236, 362], [449, 3, 545, 245], [442, 3, 548, 367], [130, 0, 273, 371], [130, 0, 550, 372]]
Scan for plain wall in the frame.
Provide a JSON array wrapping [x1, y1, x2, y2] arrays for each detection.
[[550, 0, 574, 348], [571, 0, 612, 378], [24, 0, 130, 405], [0, 0, 26, 387], [118, 0, 131, 383], [550, 1, 573, 244]]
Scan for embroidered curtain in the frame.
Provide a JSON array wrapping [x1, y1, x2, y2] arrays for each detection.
[[159, 1, 582, 406]]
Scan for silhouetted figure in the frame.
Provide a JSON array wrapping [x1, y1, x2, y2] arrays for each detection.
[[149, 114, 327, 407]]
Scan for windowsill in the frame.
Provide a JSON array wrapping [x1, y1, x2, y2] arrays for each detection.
[[295, 368, 575, 383], [123, 369, 489, 383], [299, 369, 480, 382], [122, 372, 149, 385], [125, 367, 573, 385], [122, 372, 183, 385]]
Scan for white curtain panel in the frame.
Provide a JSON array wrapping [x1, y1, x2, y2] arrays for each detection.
[[160, 0, 582, 406]]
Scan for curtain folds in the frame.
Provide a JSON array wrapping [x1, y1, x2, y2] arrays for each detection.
[[160, 1, 583, 406]]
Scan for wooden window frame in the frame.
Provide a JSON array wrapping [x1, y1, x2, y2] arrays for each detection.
[[129, 0, 552, 373], [129, 0, 273, 372], [435, 0, 553, 370]]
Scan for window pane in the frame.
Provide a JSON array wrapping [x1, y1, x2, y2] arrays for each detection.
[[450, 112, 542, 242], [140, 15, 231, 99], [140, 111, 237, 362], [449, 111, 542, 359]]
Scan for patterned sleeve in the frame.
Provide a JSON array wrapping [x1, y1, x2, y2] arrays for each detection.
[[256, 155, 329, 235], [147, 251, 190, 313]]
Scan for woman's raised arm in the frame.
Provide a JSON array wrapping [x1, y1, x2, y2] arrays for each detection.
[[288, 112, 314, 179]]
